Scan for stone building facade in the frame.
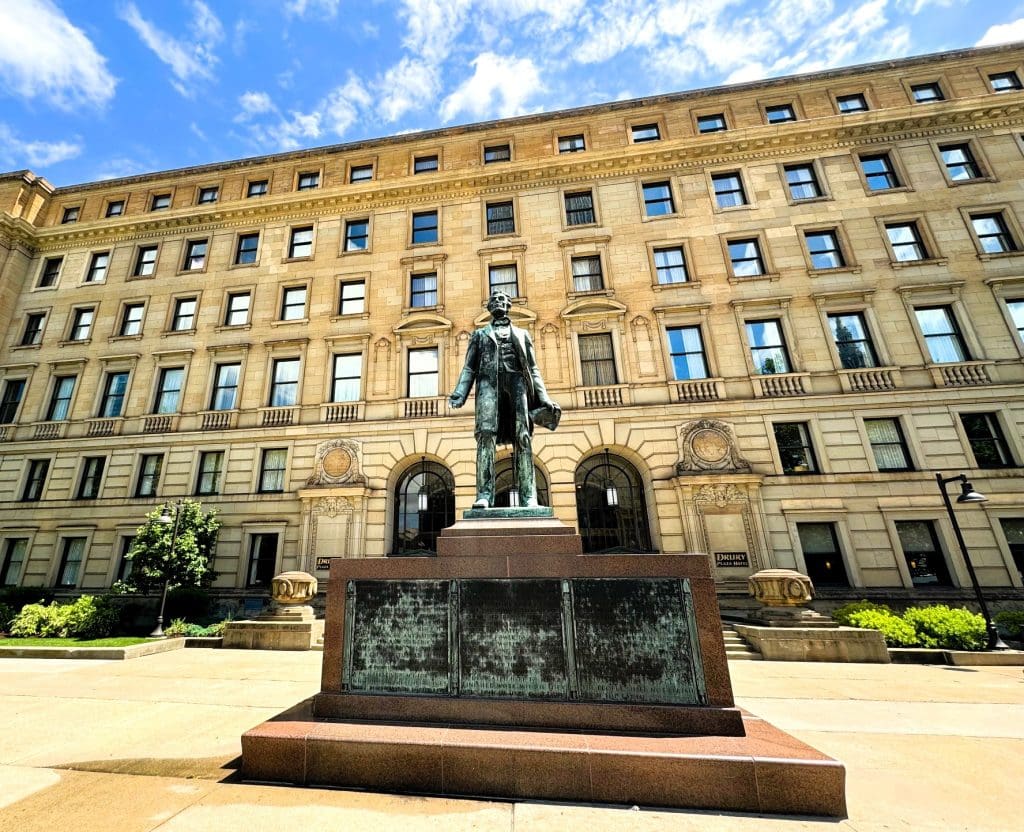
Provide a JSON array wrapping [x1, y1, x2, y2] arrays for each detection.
[[1, 44, 1023, 609]]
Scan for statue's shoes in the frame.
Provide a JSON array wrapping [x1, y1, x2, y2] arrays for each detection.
[[472, 497, 490, 509]]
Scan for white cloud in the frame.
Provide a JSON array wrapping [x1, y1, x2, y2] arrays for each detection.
[[94, 157, 152, 181], [0, 0, 116, 110], [897, 0, 963, 13], [236, 91, 276, 121], [323, 76, 373, 135], [119, 0, 224, 97], [286, 0, 340, 17], [0, 123, 82, 170], [440, 53, 544, 122], [190, 122, 208, 141], [977, 18, 1024, 47], [375, 58, 441, 122]]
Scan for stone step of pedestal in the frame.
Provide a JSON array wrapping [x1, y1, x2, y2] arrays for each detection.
[[722, 626, 762, 661]]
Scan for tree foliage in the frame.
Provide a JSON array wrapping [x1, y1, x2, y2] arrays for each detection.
[[122, 500, 220, 593]]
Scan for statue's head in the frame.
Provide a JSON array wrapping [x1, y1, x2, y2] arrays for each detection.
[[486, 291, 512, 318]]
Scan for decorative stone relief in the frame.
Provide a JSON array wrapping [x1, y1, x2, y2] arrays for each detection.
[[630, 315, 658, 377], [676, 420, 752, 475], [306, 439, 365, 487], [693, 483, 746, 507], [540, 323, 563, 384], [372, 337, 391, 395]]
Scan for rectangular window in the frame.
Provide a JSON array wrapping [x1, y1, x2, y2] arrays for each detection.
[[886, 222, 927, 261], [171, 297, 197, 331], [865, 418, 913, 471], [914, 306, 968, 363], [653, 246, 688, 284], [151, 193, 171, 211], [784, 164, 822, 200], [211, 363, 240, 410], [154, 367, 184, 414], [119, 303, 144, 336], [21, 313, 45, 346], [836, 93, 868, 112], [414, 155, 438, 173], [642, 181, 675, 216], [746, 319, 791, 374], [0, 379, 26, 424], [631, 123, 660, 142], [410, 272, 438, 308], [197, 186, 218, 204], [911, 82, 943, 103], [247, 179, 268, 197], [77, 456, 105, 499], [39, 257, 62, 288], [804, 230, 845, 269], [960, 412, 1013, 468], [579, 332, 617, 386], [344, 218, 369, 251], [728, 238, 765, 277], [297, 171, 319, 190], [280, 286, 307, 321], [971, 212, 1017, 254], [860, 153, 901, 190], [773, 422, 818, 473], [570, 255, 603, 292], [796, 523, 849, 587], [999, 518, 1024, 583], [0, 538, 27, 586], [135, 453, 163, 498], [485, 201, 514, 235], [1007, 298, 1024, 343], [765, 103, 796, 123], [134, 245, 158, 277], [488, 264, 518, 298], [259, 449, 288, 493], [46, 376, 76, 420], [56, 537, 86, 587], [195, 450, 224, 496], [339, 280, 366, 315], [288, 226, 313, 258], [666, 326, 708, 380], [117, 536, 135, 582], [939, 144, 982, 181], [61, 206, 79, 224], [989, 71, 1022, 93], [331, 353, 362, 402], [712, 173, 747, 208], [269, 358, 300, 407], [558, 134, 585, 153], [247, 533, 278, 587], [827, 312, 878, 369], [697, 113, 726, 133], [99, 371, 129, 417], [69, 308, 94, 341], [411, 211, 438, 244], [225, 292, 251, 326], [85, 252, 109, 283], [896, 520, 951, 586], [235, 233, 259, 264], [484, 144, 511, 163], [22, 459, 49, 501], [105, 200, 125, 217], [407, 347, 439, 397], [349, 164, 373, 183], [564, 190, 595, 225]]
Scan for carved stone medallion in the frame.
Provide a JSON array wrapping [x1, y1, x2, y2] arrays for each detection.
[[676, 419, 751, 475], [306, 438, 364, 487]]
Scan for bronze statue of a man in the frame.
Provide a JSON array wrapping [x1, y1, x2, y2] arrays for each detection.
[[450, 291, 561, 509]]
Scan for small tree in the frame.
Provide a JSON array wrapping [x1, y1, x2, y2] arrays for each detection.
[[123, 500, 220, 594]]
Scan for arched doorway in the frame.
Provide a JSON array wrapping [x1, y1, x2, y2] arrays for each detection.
[[575, 451, 653, 553], [494, 458, 550, 507], [391, 459, 454, 556]]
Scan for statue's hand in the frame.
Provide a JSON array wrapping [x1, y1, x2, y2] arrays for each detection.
[[449, 393, 466, 409], [541, 398, 560, 414]]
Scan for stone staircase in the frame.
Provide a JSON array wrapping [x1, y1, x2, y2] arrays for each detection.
[[722, 623, 762, 660]]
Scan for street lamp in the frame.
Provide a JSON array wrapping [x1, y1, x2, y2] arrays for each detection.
[[935, 473, 1009, 650], [151, 500, 183, 638]]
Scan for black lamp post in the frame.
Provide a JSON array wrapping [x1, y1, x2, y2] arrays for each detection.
[[935, 473, 1009, 650], [150, 500, 183, 638]]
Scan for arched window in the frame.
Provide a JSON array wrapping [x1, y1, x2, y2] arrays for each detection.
[[575, 451, 653, 553], [392, 459, 454, 556], [494, 459, 550, 507]]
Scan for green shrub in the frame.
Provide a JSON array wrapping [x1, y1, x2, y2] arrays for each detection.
[[0, 602, 15, 632], [903, 605, 986, 651], [832, 600, 893, 627], [163, 617, 228, 638], [846, 608, 919, 647], [994, 610, 1024, 640], [8, 596, 118, 639], [202, 620, 228, 637]]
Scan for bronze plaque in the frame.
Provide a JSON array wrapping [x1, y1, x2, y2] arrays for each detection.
[[571, 578, 706, 705], [346, 580, 450, 694], [458, 580, 568, 699]]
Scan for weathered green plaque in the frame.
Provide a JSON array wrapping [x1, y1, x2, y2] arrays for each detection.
[[346, 580, 450, 694], [571, 579, 706, 705], [458, 580, 568, 699]]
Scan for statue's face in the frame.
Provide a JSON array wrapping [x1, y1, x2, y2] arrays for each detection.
[[487, 293, 512, 318]]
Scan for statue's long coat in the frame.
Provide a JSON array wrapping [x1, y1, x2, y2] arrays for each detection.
[[451, 322, 550, 445]]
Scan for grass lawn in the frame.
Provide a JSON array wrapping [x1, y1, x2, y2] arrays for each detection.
[[0, 636, 154, 647]]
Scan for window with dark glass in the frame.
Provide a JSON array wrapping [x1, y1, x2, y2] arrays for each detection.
[[133, 245, 158, 276], [106, 200, 125, 217], [797, 523, 849, 587], [339, 280, 366, 315], [171, 297, 197, 331], [971, 213, 1017, 254], [785, 164, 822, 199], [349, 164, 373, 182], [119, 303, 144, 336], [411, 211, 438, 244], [558, 134, 585, 153], [836, 93, 868, 112], [0, 379, 25, 424], [488, 264, 518, 297], [666, 326, 708, 380], [886, 222, 928, 261], [21, 313, 45, 346], [746, 319, 791, 374], [269, 358, 300, 407], [22, 459, 49, 501], [69, 308, 94, 341], [989, 71, 1022, 93], [235, 233, 259, 264], [805, 230, 845, 269], [1007, 298, 1024, 343], [564, 190, 595, 225], [570, 255, 603, 292], [116, 536, 135, 582], [911, 82, 943, 103], [154, 367, 183, 414], [484, 144, 511, 163], [712, 172, 747, 208], [999, 518, 1024, 583], [77, 456, 105, 499], [280, 286, 307, 321], [297, 171, 319, 190], [247, 179, 268, 197], [728, 238, 765, 277], [288, 226, 313, 258], [39, 257, 62, 287], [195, 450, 224, 496], [247, 533, 278, 586], [860, 153, 901, 190], [99, 372, 129, 417], [135, 453, 163, 498], [224, 292, 250, 326], [896, 520, 951, 586], [331, 353, 362, 402], [579, 333, 617, 386], [765, 103, 796, 123], [631, 123, 660, 142], [773, 422, 818, 473], [344, 218, 369, 251], [642, 181, 675, 216], [960, 412, 1014, 468], [407, 347, 439, 397], [828, 312, 878, 368], [392, 461, 455, 556], [85, 252, 109, 283], [653, 246, 687, 284], [0, 538, 27, 586], [61, 206, 79, 224], [865, 418, 912, 471], [410, 272, 438, 308], [56, 537, 85, 587], [197, 186, 218, 204], [414, 155, 438, 173], [485, 201, 514, 235], [914, 306, 968, 362], [151, 193, 171, 211], [697, 113, 726, 133], [46, 376, 75, 420], [211, 363, 240, 410], [939, 143, 982, 181]]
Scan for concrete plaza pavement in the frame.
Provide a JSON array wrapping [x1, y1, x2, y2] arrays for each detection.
[[0, 649, 1021, 831]]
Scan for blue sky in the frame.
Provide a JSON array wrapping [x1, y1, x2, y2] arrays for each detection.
[[2, 0, 1024, 185]]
